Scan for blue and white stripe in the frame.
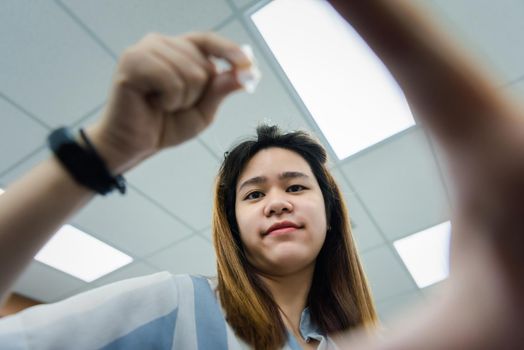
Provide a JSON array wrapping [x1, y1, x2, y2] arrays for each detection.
[[0, 272, 335, 349]]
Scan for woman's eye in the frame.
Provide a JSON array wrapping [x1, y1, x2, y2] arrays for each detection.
[[287, 184, 305, 193], [245, 191, 264, 200]]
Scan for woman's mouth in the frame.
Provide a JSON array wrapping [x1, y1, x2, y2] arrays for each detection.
[[264, 221, 302, 236]]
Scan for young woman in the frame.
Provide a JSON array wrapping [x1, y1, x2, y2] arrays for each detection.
[[0, 31, 376, 349], [1, 1, 523, 349], [212, 125, 377, 349]]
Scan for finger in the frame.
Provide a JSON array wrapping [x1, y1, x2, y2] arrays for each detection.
[[184, 32, 251, 69], [150, 44, 208, 110], [161, 36, 216, 75], [196, 70, 242, 120], [117, 49, 185, 111]]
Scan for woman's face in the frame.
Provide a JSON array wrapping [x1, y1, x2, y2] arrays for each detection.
[[235, 147, 327, 276]]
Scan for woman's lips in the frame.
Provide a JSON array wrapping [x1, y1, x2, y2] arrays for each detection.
[[267, 226, 299, 236], [264, 221, 302, 236]]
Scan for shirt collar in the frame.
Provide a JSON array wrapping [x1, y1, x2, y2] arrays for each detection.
[[299, 307, 324, 342]]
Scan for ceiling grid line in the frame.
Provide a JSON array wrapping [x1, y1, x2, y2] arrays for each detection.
[[210, 13, 237, 32], [126, 183, 201, 233], [142, 232, 202, 261], [335, 126, 418, 169], [422, 130, 453, 209], [54, 0, 118, 61], [0, 92, 52, 130], [224, 0, 340, 161], [197, 138, 221, 162], [335, 169, 421, 298]]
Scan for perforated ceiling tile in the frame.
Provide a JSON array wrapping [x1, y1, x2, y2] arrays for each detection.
[[0, 99, 48, 175], [0, 2, 115, 127], [200, 21, 314, 158], [341, 128, 450, 241], [146, 235, 217, 276], [126, 139, 220, 231], [360, 245, 417, 302], [72, 187, 193, 259], [331, 168, 385, 252], [376, 290, 423, 325], [60, 0, 235, 54]]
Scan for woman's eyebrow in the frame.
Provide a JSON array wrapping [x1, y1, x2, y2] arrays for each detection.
[[238, 176, 267, 192], [238, 172, 310, 193], [279, 171, 309, 180]]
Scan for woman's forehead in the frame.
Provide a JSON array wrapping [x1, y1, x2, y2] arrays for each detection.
[[237, 148, 314, 184]]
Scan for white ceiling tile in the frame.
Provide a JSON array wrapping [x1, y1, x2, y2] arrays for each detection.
[[197, 227, 213, 242], [375, 290, 423, 326], [360, 245, 416, 302], [200, 20, 314, 157], [13, 261, 86, 303], [72, 187, 193, 258], [425, 0, 524, 83], [127, 139, 219, 231], [331, 168, 385, 252], [0, 99, 48, 175], [231, 0, 257, 10], [61, 0, 234, 55], [146, 235, 216, 276], [341, 128, 450, 240], [421, 280, 448, 300], [0, 2, 115, 127]]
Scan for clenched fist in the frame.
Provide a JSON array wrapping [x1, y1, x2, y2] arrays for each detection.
[[85, 32, 251, 174]]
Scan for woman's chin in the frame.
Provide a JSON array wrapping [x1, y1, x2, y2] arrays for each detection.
[[263, 249, 317, 275]]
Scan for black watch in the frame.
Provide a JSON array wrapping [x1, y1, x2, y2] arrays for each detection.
[[48, 127, 126, 195]]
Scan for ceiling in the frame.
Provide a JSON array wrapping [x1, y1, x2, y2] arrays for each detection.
[[1, 0, 523, 325]]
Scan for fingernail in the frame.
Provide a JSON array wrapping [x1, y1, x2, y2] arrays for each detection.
[[231, 46, 252, 67]]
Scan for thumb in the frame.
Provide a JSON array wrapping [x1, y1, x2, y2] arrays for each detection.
[[197, 70, 242, 119]]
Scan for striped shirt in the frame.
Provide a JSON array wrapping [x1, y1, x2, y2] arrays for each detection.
[[0, 272, 338, 349]]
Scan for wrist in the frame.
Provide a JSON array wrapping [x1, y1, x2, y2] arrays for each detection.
[[82, 124, 135, 175]]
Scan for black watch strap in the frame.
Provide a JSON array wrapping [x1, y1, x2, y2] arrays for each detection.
[[48, 127, 126, 195]]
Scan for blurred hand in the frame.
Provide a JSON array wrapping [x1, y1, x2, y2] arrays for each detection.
[[327, 0, 524, 349], [86, 32, 250, 173]]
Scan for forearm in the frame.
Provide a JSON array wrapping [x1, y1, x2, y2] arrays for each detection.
[[328, 0, 518, 149], [0, 156, 95, 304]]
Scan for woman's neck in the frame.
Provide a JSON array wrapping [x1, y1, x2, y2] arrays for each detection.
[[258, 262, 316, 337]]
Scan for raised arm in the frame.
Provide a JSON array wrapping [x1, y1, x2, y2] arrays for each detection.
[[328, 1, 524, 349], [327, 0, 524, 252], [0, 32, 249, 304]]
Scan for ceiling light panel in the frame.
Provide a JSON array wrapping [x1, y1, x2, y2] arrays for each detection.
[[251, 0, 415, 159], [35, 224, 133, 282], [394, 221, 451, 288]]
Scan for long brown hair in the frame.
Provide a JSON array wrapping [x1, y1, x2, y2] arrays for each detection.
[[212, 125, 378, 349]]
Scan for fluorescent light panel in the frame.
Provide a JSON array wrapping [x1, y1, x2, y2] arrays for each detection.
[[35, 224, 132, 282], [251, 0, 415, 159], [394, 221, 451, 288]]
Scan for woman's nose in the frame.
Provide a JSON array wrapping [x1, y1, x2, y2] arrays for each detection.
[[263, 194, 293, 217]]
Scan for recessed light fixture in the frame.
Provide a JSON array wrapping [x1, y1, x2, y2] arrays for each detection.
[[394, 221, 451, 288], [35, 224, 133, 282], [251, 0, 415, 159], [0, 188, 4, 195]]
